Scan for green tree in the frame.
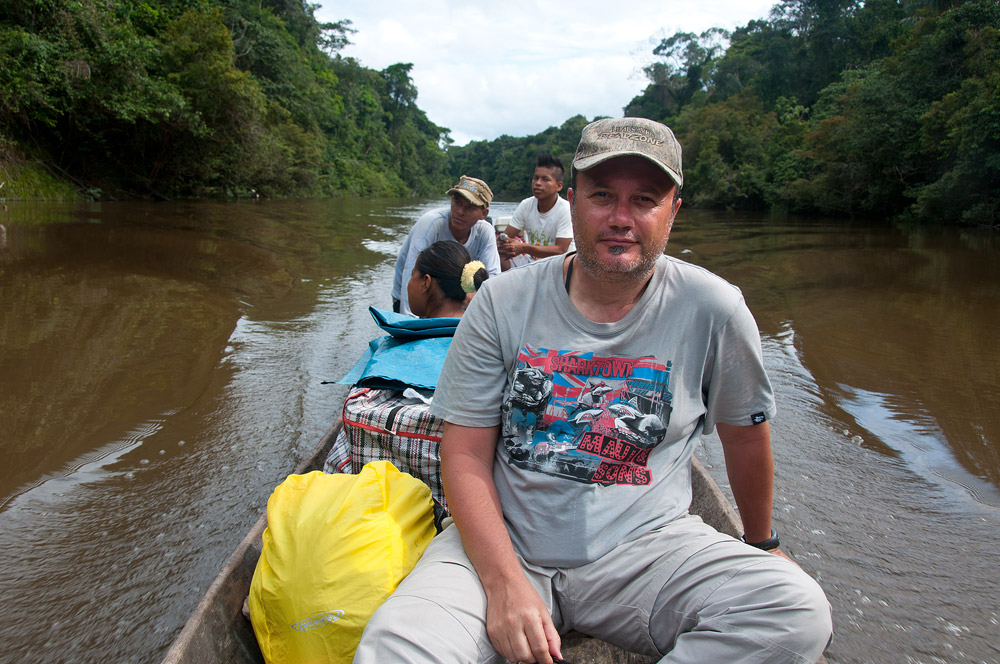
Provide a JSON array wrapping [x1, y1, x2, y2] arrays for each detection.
[[788, 0, 999, 224], [674, 90, 781, 209], [624, 28, 729, 120], [907, 2, 999, 224], [446, 115, 591, 200]]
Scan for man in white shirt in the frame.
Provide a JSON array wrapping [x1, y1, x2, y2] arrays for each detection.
[[499, 154, 574, 270], [391, 175, 501, 315]]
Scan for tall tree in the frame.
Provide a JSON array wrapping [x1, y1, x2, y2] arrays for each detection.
[[625, 28, 729, 120]]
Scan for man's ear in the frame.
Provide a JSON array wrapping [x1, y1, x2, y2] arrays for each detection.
[[567, 187, 575, 206]]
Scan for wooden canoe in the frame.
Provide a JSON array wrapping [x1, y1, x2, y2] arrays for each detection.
[[160, 416, 815, 664]]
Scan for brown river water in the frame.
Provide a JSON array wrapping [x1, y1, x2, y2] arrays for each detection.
[[0, 199, 997, 663]]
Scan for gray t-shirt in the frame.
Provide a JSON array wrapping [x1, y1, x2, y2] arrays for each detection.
[[431, 254, 775, 567], [391, 207, 502, 316]]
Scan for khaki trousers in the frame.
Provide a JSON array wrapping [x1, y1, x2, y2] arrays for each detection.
[[354, 515, 832, 663]]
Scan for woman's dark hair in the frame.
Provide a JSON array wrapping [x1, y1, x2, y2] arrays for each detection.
[[414, 240, 489, 302]]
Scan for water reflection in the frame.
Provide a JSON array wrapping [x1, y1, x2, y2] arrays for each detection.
[[0, 198, 427, 661], [836, 384, 999, 507], [0, 263, 237, 500], [668, 214, 1000, 495]]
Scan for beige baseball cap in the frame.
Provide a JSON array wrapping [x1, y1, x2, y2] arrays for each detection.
[[446, 175, 493, 207], [572, 117, 683, 187]]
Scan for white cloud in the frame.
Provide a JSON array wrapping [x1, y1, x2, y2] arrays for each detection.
[[315, 1, 777, 145]]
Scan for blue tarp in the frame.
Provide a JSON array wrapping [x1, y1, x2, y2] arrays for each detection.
[[367, 308, 460, 340], [337, 307, 460, 391]]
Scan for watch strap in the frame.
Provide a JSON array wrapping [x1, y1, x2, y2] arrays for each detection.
[[741, 527, 780, 551]]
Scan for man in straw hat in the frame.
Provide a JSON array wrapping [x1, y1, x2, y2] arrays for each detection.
[[359, 118, 832, 663], [392, 175, 502, 316]]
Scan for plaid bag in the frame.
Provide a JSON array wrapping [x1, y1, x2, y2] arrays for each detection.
[[324, 387, 447, 512]]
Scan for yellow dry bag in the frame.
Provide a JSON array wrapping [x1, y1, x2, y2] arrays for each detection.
[[249, 460, 436, 664]]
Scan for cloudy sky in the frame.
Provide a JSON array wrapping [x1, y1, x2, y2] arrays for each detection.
[[314, 1, 777, 145]]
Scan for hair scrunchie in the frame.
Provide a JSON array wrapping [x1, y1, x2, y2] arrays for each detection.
[[461, 260, 486, 293]]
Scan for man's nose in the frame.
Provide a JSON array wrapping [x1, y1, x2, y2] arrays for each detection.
[[608, 200, 633, 228]]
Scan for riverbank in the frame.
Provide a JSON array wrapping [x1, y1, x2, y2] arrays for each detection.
[[0, 136, 80, 202]]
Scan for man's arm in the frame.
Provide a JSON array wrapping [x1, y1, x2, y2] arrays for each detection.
[[394, 210, 439, 310], [717, 421, 793, 562], [497, 227, 517, 271], [440, 422, 562, 664], [395, 239, 426, 316], [475, 226, 503, 277], [391, 233, 412, 302], [503, 230, 572, 261]]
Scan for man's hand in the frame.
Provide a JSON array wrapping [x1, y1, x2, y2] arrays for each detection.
[[767, 546, 799, 567], [484, 573, 562, 664], [498, 235, 525, 259]]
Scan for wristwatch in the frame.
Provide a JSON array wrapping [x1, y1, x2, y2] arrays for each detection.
[[741, 528, 780, 550]]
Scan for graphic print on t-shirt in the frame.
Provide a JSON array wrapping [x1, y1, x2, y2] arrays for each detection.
[[501, 345, 673, 486], [522, 227, 550, 247]]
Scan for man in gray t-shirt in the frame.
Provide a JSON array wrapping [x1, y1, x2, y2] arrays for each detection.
[[433, 251, 775, 566], [356, 118, 832, 664]]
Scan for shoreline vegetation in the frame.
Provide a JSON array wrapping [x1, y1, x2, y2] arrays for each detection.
[[1, 0, 997, 225]]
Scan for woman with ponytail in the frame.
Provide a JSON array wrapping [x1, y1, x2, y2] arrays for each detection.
[[407, 240, 489, 319]]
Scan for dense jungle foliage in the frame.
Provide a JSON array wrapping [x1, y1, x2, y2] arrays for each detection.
[[0, 0, 450, 198], [450, 0, 999, 226], [1, 0, 996, 225]]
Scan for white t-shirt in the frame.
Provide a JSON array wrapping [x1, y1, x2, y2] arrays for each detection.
[[431, 254, 775, 566], [507, 196, 574, 268], [391, 207, 501, 316]]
